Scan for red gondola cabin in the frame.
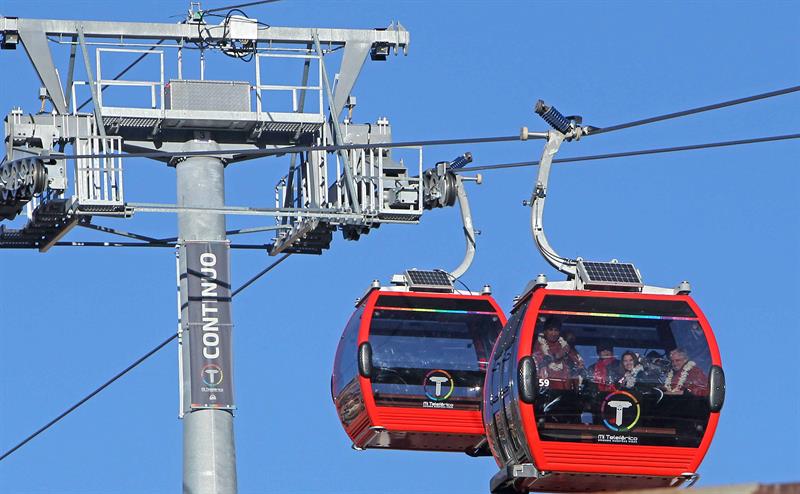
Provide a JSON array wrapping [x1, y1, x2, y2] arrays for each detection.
[[485, 272, 724, 493], [332, 270, 506, 453]]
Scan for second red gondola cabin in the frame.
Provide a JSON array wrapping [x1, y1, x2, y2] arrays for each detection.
[[332, 270, 506, 453]]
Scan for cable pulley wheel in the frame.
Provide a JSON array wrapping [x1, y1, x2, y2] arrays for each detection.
[[9, 162, 23, 196], [31, 161, 48, 195]]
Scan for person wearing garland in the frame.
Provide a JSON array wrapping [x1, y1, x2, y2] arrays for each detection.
[[532, 318, 585, 391], [663, 348, 708, 396], [617, 351, 645, 390]]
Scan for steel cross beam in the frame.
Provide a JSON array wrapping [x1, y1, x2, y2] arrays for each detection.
[[1, 17, 410, 46]]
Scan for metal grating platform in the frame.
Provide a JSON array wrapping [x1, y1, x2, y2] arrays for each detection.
[[0, 198, 82, 251]]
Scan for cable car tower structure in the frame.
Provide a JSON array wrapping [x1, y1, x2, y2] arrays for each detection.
[[0, 7, 487, 493]]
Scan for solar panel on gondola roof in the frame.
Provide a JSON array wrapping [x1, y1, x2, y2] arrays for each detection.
[[404, 269, 452, 289], [578, 260, 642, 286]]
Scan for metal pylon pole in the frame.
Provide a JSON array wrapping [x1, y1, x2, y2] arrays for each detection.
[[177, 135, 237, 494]]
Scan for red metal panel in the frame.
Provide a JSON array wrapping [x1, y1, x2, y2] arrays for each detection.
[[375, 407, 485, 434]]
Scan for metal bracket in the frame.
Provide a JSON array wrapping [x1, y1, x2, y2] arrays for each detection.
[[351, 425, 386, 451], [17, 21, 67, 114], [313, 31, 361, 214], [76, 26, 108, 144], [489, 463, 543, 494], [675, 472, 700, 488]]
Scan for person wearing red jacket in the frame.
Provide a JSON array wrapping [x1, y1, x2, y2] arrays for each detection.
[[587, 341, 622, 393], [663, 348, 708, 397]]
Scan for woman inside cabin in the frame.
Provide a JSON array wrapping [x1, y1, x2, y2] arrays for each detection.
[[618, 351, 645, 390]]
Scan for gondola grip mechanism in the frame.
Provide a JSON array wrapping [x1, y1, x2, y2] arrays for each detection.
[[534, 100, 594, 140], [535, 99, 573, 134]]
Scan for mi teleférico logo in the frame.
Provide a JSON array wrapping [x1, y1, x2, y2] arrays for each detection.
[[201, 364, 224, 386], [423, 369, 454, 401], [601, 390, 641, 432]]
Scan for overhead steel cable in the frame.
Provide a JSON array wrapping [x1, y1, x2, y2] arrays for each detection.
[[50, 83, 800, 163], [591, 84, 800, 135], [0, 333, 177, 462], [0, 250, 289, 462], [204, 0, 282, 14], [231, 253, 291, 297], [454, 133, 800, 173]]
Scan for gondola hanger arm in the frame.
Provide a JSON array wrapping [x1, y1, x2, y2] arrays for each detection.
[[421, 153, 483, 281], [449, 173, 478, 280], [525, 100, 595, 276]]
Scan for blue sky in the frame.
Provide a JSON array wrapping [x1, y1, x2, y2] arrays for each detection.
[[1, 1, 798, 493]]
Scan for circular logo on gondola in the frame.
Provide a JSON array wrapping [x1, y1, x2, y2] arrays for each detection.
[[601, 390, 641, 432], [201, 364, 224, 386], [423, 369, 454, 401]]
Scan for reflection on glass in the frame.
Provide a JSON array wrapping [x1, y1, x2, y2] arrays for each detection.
[[369, 296, 502, 410], [333, 306, 365, 425]]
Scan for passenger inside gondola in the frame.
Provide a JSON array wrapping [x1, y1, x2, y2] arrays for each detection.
[[617, 351, 645, 390], [532, 318, 585, 424], [663, 348, 708, 396], [643, 350, 670, 382], [532, 317, 585, 391], [585, 341, 621, 394]]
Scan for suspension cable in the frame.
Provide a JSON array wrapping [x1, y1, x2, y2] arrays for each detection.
[[231, 253, 291, 297], [0, 249, 289, 462], [0, 333, 177, 462], [591, 85, 800, 135], [204, 0, 282, 14], [51, 83, 800, 163], [454, 133, 800, 173]]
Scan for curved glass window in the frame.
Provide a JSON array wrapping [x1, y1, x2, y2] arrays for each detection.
[[369, 295, 503, 410], [532, 295, 712, 448], [333, 306, 365, 426]]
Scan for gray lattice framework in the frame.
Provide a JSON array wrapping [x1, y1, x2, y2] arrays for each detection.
[[0, 14, 424, 252]]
